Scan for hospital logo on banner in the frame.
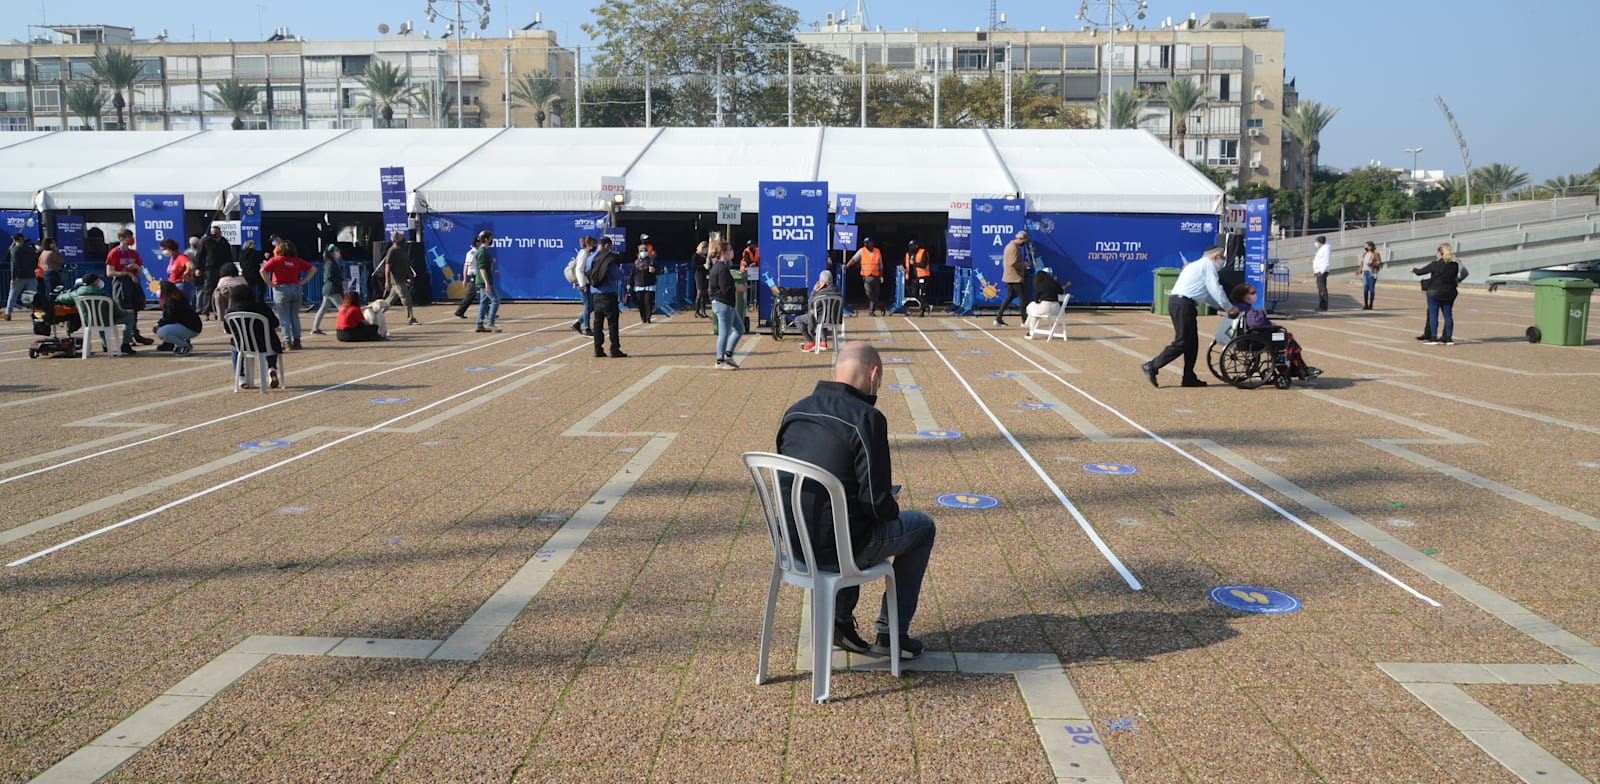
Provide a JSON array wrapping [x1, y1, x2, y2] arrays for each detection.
[[763, 185, 788, 199], [428, 216, 455, 233], [1179, 219, 1216, 235], [1026, 216, 1056, 235]]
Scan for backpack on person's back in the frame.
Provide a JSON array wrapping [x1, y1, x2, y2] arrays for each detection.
[[586, 247, 617, 289]]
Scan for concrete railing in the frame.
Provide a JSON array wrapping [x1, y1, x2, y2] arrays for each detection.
[[1273, 196, 1599, 263]]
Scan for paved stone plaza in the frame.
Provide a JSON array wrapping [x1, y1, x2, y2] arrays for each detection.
[[0, 281, 1596, 783]]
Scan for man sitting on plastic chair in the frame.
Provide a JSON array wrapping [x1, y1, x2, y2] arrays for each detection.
[[793, 270, 843, 352], [777, 341, 937, 659]]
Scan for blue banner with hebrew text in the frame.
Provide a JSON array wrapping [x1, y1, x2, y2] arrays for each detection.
[[420, 211, 606, 301]]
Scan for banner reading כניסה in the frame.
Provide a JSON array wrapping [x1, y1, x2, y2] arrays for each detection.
[[759, 181, 828, 324], [133, 194, 184, 303], [969, 198, 1025, 306]]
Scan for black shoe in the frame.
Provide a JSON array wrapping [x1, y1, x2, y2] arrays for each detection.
[[993, 318, 1006, 326], [134, 334, 154, 345], [119, 344, 136, 355], [1415, 335, 1433, 341], [1140, 361, 1158, 388], [833, 620, 872, 654], [871, 632, 924, 660], [609, 351, 629, 358], [593, 351, 606, 358], [1180, 378, 1209, 388], [156, 342, 176, 352], [476, 327, 491, 333], [455, 312, 468, 319], [174, 344, 193, 356], [571, 321, 583, 333]]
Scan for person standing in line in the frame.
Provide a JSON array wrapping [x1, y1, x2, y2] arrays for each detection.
[[194, 224, 234, 318], [471, 230, 502, 334], [691, 240, 711, 318], [237, 239, 267, 304], [160, 238, 196, 303], [455, 236, 482, 320], [380, 232, 418, 325], [153, 281, 203, 355], [259, 239, 314, 349], [104, 228, 155, 345], [1355, 241, 1382, 310], [995, 230, 1030, 326], [1412, 243, 1463, 346], [37, 238, 64, 294], [707, 239, 743, 368], [565, 235, 593, 333], [586, 235, 627, 357], [904, 239, 933, 317], [777, 341, 938, 659], [1141, 246, 1236, 388], [310, 244, 346, 335], [5, 232, 38, 320], [846, 237, 885, 317], [1311, 235, 1332, 311], [631, 242, 660, 324]]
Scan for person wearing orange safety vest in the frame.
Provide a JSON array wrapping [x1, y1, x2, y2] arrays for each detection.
[[904, 240, 932, 317], [846, 236, 886, 317]]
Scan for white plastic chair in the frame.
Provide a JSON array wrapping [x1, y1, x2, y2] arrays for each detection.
[[1026, 293, 1071, 342], [743, 451, 900, 704], [224, 311, 284, 394], [74, 294, 121, 358], [807, 293, 844, 355]]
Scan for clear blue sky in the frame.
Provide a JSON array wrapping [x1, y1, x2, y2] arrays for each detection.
[[9, 0, 1595, 183]]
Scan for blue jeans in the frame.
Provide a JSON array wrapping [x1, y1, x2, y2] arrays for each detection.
[[5, 277, 36, 316], [177, 282, 196, 304], [1361, 272, 1376, 305], [837, 510, 937, 636], [476, 286, 500, 327], [712, 300, 744, 360], [272, 285, 303, 341], [155, 323, 199, 348], [1425, 296, 1454, 341], [578, 288, 593, 326]]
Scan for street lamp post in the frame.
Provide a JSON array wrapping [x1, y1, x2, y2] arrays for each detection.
[[1404, 146, 1424, 183], [425, 0, 492, 129], [1075, 0, 1148, 129]]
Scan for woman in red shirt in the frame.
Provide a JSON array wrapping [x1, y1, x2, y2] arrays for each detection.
[[160, 237, 196, 303], [259, 239, 314, 349], [336, 291, 385, 342]]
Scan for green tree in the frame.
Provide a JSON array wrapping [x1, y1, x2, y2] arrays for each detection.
[[1471, 162, 1530, 202], [1542, 173, 1598, 199], [1158, 77, 1206, 155], [88, 47, 140, 131], [1190, 161, 1230, 189], [414, 82, 460, 127], [579, 78, 651, 127], [1101, 88, 1145, 130], [65, 82, 108, 130], [352, 60, 417, 128], [1282, 100, 1339, 234], [205, 77, 261, 130], [510, 72, 562, 127]]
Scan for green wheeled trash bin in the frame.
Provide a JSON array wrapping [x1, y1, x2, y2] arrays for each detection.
[[1529, 277, 1595, 345], [1152, 267, 1181, 315]]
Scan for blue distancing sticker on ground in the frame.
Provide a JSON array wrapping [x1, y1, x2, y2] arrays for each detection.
[[465, 366, 495, 372], [239, 439, 291, 451], [987, 371, 1018, 378], [1018, 402, 1056, 410], [1209, 585, 1301, 614], [887, 384, 921, 391], [964, 349, 988, 355], [1082, 462, 1137, 475], [884, 357, 911, 364], [937, 493, 999, 509], [371, 397, 410, 405], [917, 429, 961, 439]]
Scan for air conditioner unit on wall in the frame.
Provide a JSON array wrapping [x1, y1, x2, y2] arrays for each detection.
[[1254, 89, 1265, 102], [1247, 127, 1261, 137]]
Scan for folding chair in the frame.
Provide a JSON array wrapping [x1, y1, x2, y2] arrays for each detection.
[[743, 451, 900, 704], [808, 293, 844, 356], [224, 311, 285, 393], [1026, 293, 1071, 342], [74, 295, 121, 358]]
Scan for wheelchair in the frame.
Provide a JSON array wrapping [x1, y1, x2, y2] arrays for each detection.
[[1206, 316, 1296, 390]]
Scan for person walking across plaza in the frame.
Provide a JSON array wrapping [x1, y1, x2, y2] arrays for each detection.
[[904, 239, 932, 317], [708, 239, 744, 368], [1311, 235, 1332, 311], [995, 230, 1031, 326], [260, 239, 314, 349], [565, 235, 594, 333], [1356, 241, 1382, 310], [5, 232, 38, 321], [472, 230, 502, 333], [380, 232, 418, 325], [585, 235, 627, 357], [631, 241, 660, 324], [1141, 246, 1236, 388], [777, 341, 938, 659], [846, 237, 886, 317], [455, 235, 482, 320], [311, 244, 346, 335]]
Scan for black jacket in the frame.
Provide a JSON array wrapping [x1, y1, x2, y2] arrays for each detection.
[[691, 253, 710, 288], [1413, 259, 1461, 302], [8, 242, 37, 278], [708, 259, 736, 305], [196, 234, 234, 274], [776, 380, 899, 567], [157, 295, 203, 333], [238, 247, 266, 288], [1033, 274, 1063, 303]]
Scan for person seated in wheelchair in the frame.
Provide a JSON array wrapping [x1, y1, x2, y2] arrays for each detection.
[[793, 270, 842, 352], [1228, 283, 1321, 379]]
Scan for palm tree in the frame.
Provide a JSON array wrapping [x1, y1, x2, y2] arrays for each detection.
[[510, 72, 561, 127], [206, 77, 261, 130], [1158, 78, 1207, 157], [65, 82, 108, 130], [1282, 100, 1340, 234], [1472, 163, 1531, 202], [414, 82, 460, 128], [352, 60, 417, 128], [88, 47, 140, 130], [1542, 173, 1598, 199], [1100, 88, 1145, 130]]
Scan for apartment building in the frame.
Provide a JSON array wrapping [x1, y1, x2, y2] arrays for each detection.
[[0, 24, 573, 132], [797, 12, 1288, 187]]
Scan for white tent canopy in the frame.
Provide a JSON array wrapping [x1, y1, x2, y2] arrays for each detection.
[[0, 127, 1222, 217]]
